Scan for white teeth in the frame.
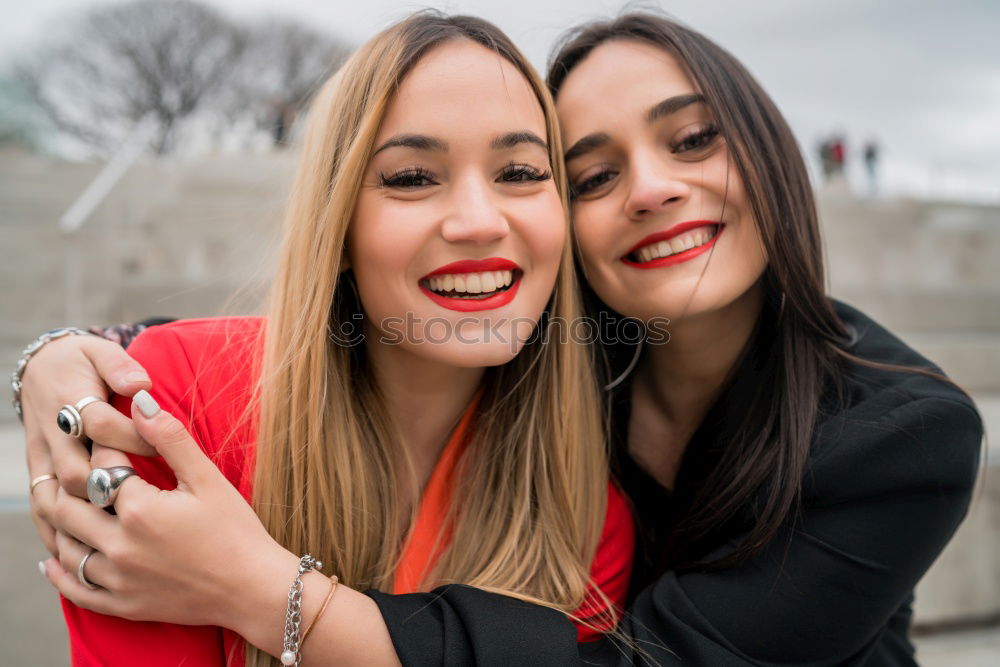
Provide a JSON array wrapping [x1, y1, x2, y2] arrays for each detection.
[[632, 226, 718, 262], [425, 269, 516, 295]]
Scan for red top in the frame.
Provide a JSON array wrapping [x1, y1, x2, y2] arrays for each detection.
[[60, 317, 634, 665]]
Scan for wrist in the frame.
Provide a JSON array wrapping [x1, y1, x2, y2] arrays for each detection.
[[12, 327, 95, 422], [226, 544, 315, 657]]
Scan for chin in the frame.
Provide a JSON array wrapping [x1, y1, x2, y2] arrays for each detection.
[[418, 340, 526, 368], [599, 284, 715, 324], [418, 316, 540, 368]]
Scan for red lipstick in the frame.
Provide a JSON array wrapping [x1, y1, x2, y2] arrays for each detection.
[[422, 257, 519, 278], [420, 257, 522, 312], [622, 221, 724, 269]]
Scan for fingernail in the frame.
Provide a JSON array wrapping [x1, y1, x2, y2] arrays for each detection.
[[133, 390, 160, 418], [38, 560, 47, 576], [122, 370, 150, 385]]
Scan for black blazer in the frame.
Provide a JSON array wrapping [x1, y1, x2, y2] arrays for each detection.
[[368, 301, 983, 666]]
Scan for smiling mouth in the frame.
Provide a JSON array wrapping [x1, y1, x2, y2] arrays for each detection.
[[419, 269, 521, 299], [623, 223, 724, 266]]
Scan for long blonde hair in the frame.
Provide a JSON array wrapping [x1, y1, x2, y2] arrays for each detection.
[[248, 13, 608, 665]]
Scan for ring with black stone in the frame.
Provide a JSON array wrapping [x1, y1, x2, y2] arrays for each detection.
[[56, 396, 103, 440]]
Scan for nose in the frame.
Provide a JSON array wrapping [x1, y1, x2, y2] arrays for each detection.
[[623, 150, 691, 221], [440, 175, 510, 244]]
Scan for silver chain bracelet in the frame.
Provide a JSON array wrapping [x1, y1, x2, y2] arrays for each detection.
[[281, 554, 324, 666], [11, 328, 95, 422]]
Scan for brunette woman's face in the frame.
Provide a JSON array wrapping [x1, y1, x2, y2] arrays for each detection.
[[556, 40, 767, 324], [350, 39, 564, 368]]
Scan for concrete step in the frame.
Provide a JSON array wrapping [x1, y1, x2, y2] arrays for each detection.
[[897, 333, 1000, 393], [915, 628, 1000, 667], [819, 192, 1000, 291], [914, 391, 998, 629], [832, 289, 1000, 334], [117, 281, 265, 322]]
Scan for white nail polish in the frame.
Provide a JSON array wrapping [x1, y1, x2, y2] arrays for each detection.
[[133, 390, 161, 418], [38, 560, 46, 576]]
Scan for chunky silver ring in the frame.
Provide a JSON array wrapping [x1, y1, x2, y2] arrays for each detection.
[[56, 396, 103, 440], [87, 466, 137, 508], [77, 547, 99, 590]]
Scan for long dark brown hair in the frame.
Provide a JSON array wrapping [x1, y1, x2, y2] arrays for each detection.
[[548, 13, 861, 570]]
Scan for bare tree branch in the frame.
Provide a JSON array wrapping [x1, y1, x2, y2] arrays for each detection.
[[13, 0, 347, 156]]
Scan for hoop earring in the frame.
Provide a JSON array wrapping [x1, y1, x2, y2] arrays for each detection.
[[603, 340, 643, 392]]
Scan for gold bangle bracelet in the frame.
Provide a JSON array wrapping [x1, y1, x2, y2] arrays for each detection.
[[300, 575, 339, 648]]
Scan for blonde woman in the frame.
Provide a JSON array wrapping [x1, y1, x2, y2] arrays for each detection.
[[25, 13, 632, 667]]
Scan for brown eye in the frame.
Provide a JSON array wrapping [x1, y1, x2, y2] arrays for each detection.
[[672, 125, 720, 153], [570, 168, 617, 200]]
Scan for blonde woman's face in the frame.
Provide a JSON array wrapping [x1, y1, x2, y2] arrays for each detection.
[[557, 40, 767, 324], [350, 39, 564, 367]]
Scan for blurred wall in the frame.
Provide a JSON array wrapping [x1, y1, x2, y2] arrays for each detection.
[[1, 149, 997, 633]]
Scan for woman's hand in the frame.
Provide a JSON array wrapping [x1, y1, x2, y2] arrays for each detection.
[[41, 391, 296, 634], [23, 335, 155, 558], [42, 390, 402, 666]]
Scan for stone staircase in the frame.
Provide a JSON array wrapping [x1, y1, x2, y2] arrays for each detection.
[[0, 147, 294, 387], [818, 183, 1000, 628], [1, 150, 997, 628]]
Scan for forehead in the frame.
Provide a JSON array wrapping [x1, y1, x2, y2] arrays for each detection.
[[377, 38, 547, 144], [556, 40, 697, 138]]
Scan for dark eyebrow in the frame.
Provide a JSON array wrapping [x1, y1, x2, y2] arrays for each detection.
[[646, 94, 706, 123], [372, 134, 448, 156], [564, 132, 611, 163], [490, 131, 548, 151]]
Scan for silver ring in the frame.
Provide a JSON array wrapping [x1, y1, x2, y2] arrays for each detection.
[[77, 547, 99, 590], [87, 466, 137, 508], [56, 396, 103, 440]]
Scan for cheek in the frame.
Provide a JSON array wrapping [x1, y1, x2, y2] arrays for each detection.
[[571, 204, 615, 276], [348, 199, 425, 315], [518, 194, 567, 269], [708, 217, 767, 302], [738, 223, 769, 276]]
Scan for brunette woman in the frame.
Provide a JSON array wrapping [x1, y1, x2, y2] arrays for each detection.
[[19, 13, 632, 667], [20, 12, 982, 667]]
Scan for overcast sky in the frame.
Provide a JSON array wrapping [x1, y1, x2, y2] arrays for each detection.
[[2, 0, 999, 202]]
